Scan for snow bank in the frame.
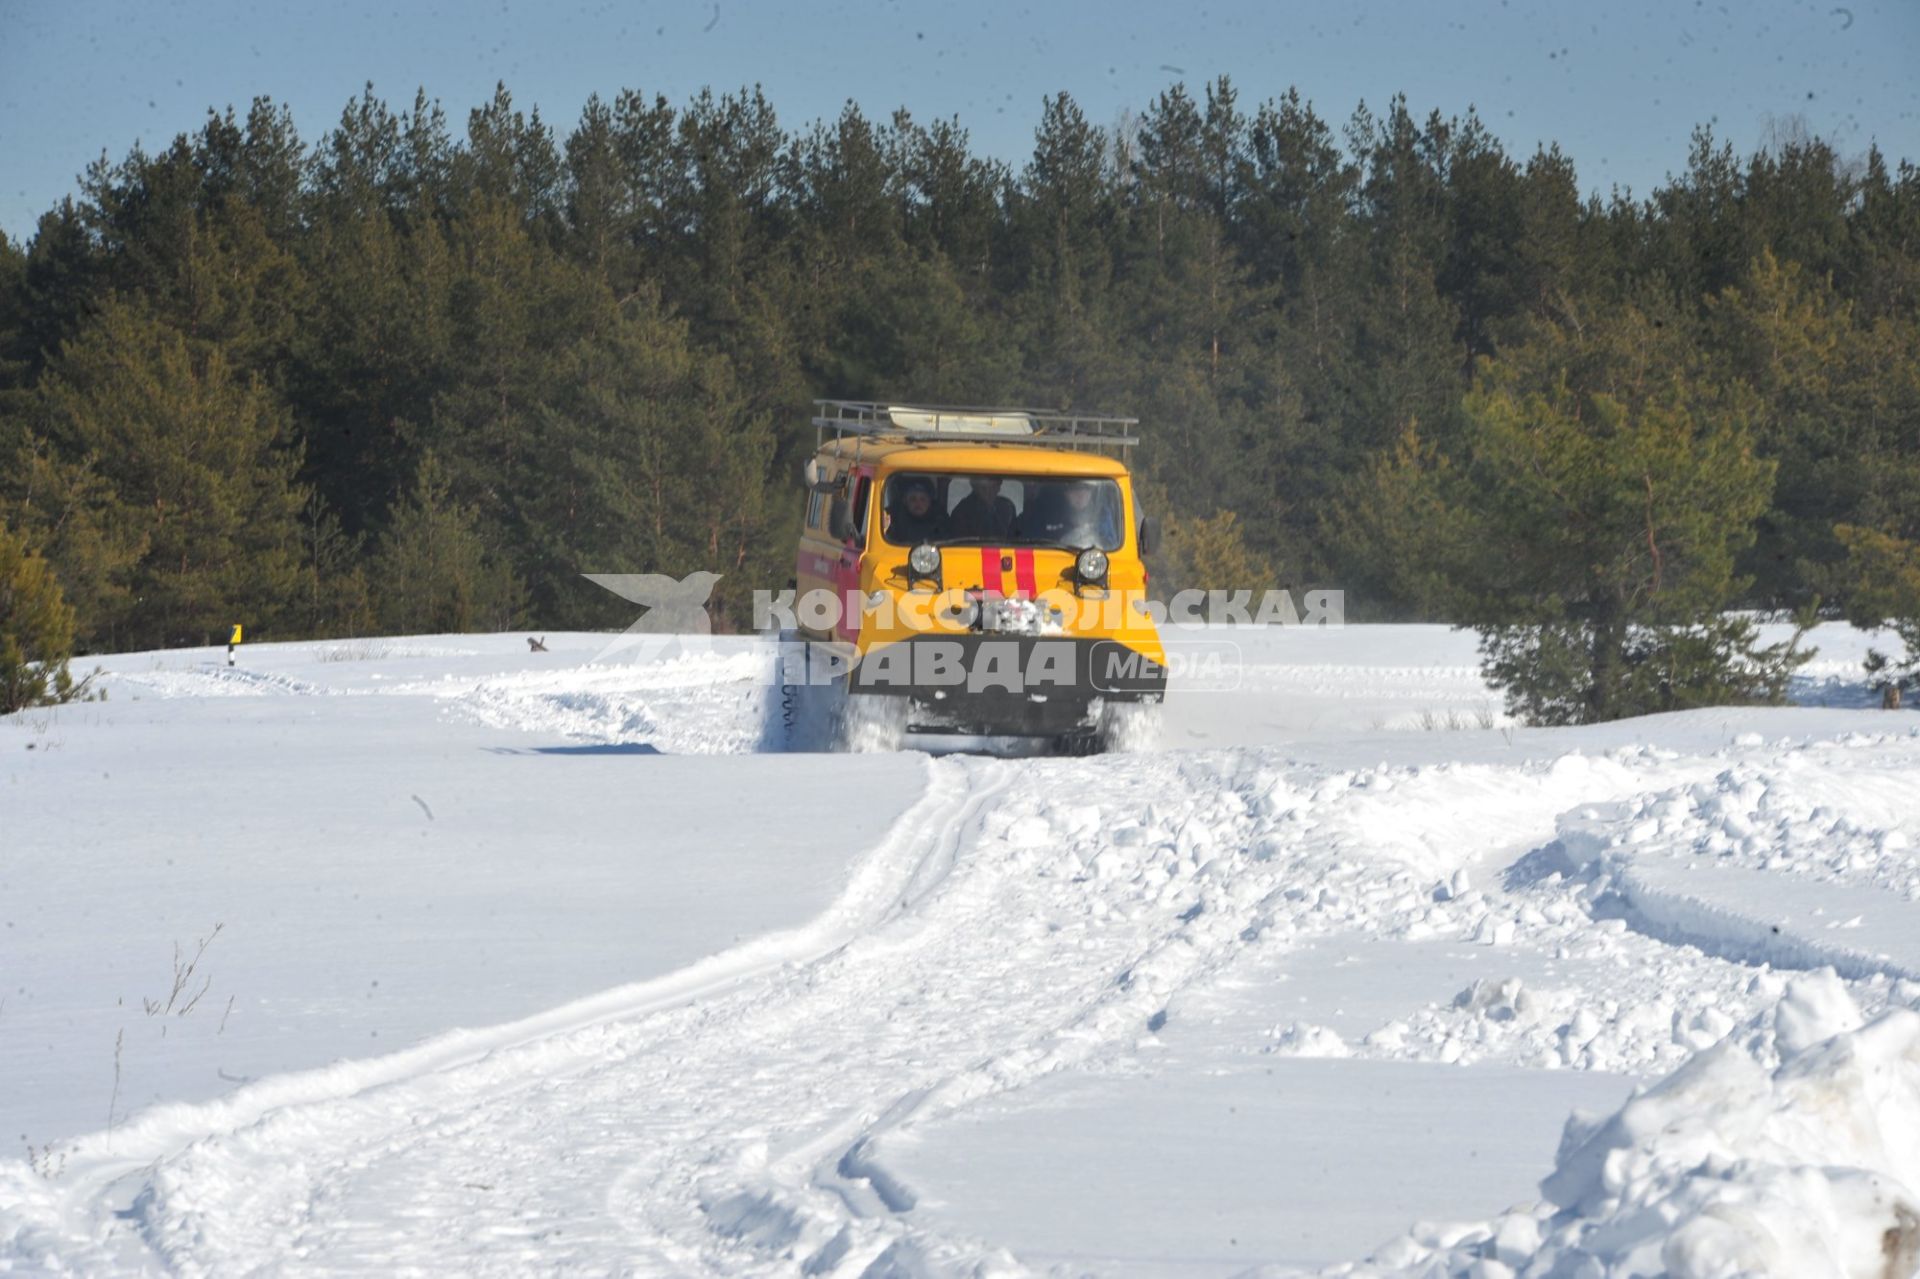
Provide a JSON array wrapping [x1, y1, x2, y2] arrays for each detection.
[[1528, 733, 1920, 985], [1362, 976, 1920, 1278]]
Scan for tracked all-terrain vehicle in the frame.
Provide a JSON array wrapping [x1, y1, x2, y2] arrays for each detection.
[[789, 401, 1167, 752]]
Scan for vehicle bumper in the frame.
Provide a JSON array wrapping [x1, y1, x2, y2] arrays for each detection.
[[848, 633, 1167, 737]]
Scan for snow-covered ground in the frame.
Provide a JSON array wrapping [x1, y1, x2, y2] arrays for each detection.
[[2, 623, 1917, 1276]]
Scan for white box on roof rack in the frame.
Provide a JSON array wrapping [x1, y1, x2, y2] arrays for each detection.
[[887, 406, 1035, 436], [811, 401, 1139, 454]]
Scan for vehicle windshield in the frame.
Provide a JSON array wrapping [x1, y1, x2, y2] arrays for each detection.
[[879, 473, 1125, 552]]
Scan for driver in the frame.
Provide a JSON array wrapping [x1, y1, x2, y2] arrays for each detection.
[[1024, 479, 1117, 547], [885, 476, 947, 543], [947, 474, 1017, 541]]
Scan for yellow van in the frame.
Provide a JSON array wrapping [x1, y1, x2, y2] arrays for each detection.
[[791, 401, 1167, 751]]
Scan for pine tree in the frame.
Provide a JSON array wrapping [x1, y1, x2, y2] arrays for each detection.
[[790, 103, 913, 394], [895, 113, 1005, 279], [1837, 525, 1920, 695], [6, 203, 102, 395], [1154, 508, 1274, 596], [1744, 131, 1854, 288], [534, 289, 780, 628], [1010, 93, 1122, 407], [76, 123, 302, 375], [1360, 306, 1805, 723], [291, 200, 453, 531], [0, 231, 30, 409], [31, 299, 306, 648], [371, 453, 524, 634], [295, 495, 373, 638], [0, 434, 149, 647], [1236, 90, 1362, 584], [561, 93, 626, 280], [0, 518, 80, 711], [1849, 149, 1920, 322], [1326, 421, 1473, 618], [1704, 251, 1920, 608], [459, 83, 562, 230], [1345, 99, 1463, 451], [1651, 127, 1759, 304], [668, 87, 790, 349], [1117, 81, 1272, 520], [607, 87, 681, 277], [422, 195, 608, 603]]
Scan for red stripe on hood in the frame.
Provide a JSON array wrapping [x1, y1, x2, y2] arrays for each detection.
[[1014, 548, 1038, 598], [980, 547, 1004, 595]]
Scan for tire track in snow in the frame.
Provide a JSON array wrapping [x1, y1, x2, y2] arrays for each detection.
[[1538, 747, 1920, 985], [1602, 865, 1920, 982], [1359, 737, 1920, 1079], [223, 753, 1019, 1277], [0, 755, 982, 1274], [43, 750, 1267, 1274]]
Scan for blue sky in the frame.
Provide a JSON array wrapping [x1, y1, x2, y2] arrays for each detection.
[[3, 0, 1916, 244]]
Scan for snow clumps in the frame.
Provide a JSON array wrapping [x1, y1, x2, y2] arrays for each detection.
[[1359, 972, 1920, 1278]]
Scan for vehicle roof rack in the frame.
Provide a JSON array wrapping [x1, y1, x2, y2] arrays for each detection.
[[812, 400, 1139, 457]]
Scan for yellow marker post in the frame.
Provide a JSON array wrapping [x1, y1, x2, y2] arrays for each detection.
[[228, 624, 243, 667]]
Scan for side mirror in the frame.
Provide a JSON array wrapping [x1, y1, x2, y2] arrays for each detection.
[[1137, 515, 1161, 557], [829, 496, 855, 543]]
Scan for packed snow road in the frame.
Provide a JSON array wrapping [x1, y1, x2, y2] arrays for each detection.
[[3, 627, 1919, 1276]]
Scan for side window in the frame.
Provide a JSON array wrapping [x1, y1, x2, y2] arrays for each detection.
[[806, 491, 823, 529], [851, 476, 872, 539]]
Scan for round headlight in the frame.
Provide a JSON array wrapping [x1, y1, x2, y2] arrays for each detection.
[[909, 543, 941, 576], [1076, 548, 1109, 582]]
